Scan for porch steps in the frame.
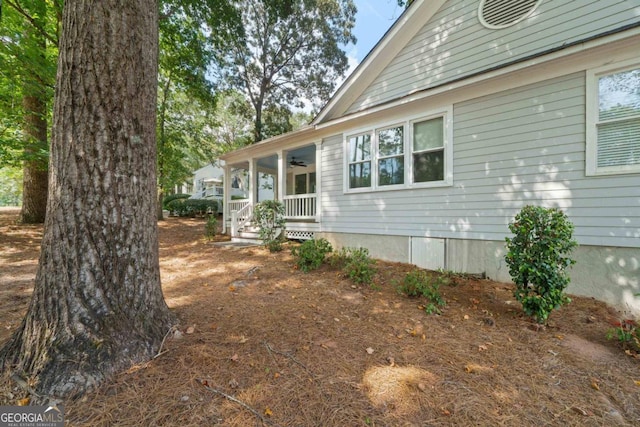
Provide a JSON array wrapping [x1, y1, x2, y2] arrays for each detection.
[[234, 223, 262, 244], [231, 236, 262, 245]]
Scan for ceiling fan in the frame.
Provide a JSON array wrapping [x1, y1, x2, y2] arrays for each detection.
[[289, 157, 307, 167]]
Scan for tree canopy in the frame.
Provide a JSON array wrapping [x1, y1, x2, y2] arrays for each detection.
[[215, 0, 357, 142], [0, 0, 61, 222]]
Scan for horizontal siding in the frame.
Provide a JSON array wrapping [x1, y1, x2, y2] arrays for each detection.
[[319, 73, 640, 248], [347, 0, 640, 113]]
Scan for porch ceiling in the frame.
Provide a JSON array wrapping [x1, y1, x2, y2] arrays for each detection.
[[254, 145, 316, 170]]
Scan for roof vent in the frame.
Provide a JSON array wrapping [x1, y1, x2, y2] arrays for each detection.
[[478, 0, 542, 29]]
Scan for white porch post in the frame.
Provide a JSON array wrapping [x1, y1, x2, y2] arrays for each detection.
[[249, 158, 257, 207], [277, 150, 286, 202], [222, 163, 230, 234], [315, 141, 322, 224]]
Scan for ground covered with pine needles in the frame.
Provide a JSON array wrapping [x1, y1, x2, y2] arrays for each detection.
[[1, 207, 639, 426]]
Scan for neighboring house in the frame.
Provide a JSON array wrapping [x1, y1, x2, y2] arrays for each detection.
[[191, 162, 274, 211], [191, 163, 227, 202], [220, 0, 640, 316]]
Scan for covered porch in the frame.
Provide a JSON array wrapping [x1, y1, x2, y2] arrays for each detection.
[[221, 141, 321, 241]]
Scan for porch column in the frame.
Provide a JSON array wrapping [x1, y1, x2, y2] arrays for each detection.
[[277, 150, 286, 202], [315, 141, 322, 224], [248, 157, 257, 207], [222, 163, 230, 234]]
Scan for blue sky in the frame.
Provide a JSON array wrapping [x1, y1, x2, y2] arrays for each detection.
[[350, 0, 404, 62]]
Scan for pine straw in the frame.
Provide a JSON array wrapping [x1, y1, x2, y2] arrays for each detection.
[[1, 212, 639, 426]]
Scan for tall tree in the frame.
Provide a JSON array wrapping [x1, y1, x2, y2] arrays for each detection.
[[216, 0, 356, 142], [0, 0, 60, 223], [156, 0, 240, 218], [0, 0, 173, 399]]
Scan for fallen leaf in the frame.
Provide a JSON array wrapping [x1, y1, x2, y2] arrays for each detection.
[[572, 406, 588, 416], [186, 325, 195, 334], [264, 407, 273, 417], [478, 345, 488, 352], [635, 380, 640, 386], [366, 347, 375, 354], [463, 315, 470, 320], [441, 408, 451, 416], [17, 397, 30, 406], [228, 286, 236, 292], [230, 353, 239, 362], [238, 335, 248, 344], [274, 372, 280, 379], [590, 378, 600, 390], [465, 363, 493, 374]]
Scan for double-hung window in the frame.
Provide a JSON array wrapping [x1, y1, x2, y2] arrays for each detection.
[[348, 133, 372, 188], [345, 109, 451, 192], [412, 117, 445, 183], [377, 126, 404, 186], [586, 61, 640, 175]]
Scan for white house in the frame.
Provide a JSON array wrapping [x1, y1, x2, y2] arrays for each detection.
[[191, 162, 275, 212], [220, 0, 640, 316], [191, 163, 225, 200]]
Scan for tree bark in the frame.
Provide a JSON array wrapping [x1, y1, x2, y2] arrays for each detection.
[[0, 0, 173, 400]]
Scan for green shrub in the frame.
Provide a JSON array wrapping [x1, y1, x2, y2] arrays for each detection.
[[505, 205, 577, 324], [167, 198, 217, 217], [291, 238, 333, 272], [163, 193, 191, 208], [607, 319, 640, 353], [166, 198, 187, 216], [184, 198, 218, 216], [327, 247, 350, 268], [205, 215, 217, 240], [253, 200, 286, 252], [343, 247, 376, 286], [397, 269, 446, 314]]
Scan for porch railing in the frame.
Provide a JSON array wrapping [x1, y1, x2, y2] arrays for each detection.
[[230, 199, 252, 237], [284, 194, 316, 219]]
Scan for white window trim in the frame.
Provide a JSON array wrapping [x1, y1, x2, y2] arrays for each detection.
[[343, 107, 453, 194], [586, 59, 640, 176]]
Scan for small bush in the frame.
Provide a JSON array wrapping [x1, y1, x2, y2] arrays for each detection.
[[253, 200, 286, 252], [163, 193, 191, 209], [397, 269, 446, 314], [505, 205, 577, 324], [205, 215, 217, 240], [342, 247, 376, 286], [166, 198, 187, 216], [167, 198, 218, 217], [184, 199, 218, 216], [292, 238, 333, 272], [327, 247, 350, 268], [607, 319, 640, 353]]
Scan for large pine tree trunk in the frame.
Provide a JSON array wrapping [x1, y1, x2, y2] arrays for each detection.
[[0, 0, 173, 400]]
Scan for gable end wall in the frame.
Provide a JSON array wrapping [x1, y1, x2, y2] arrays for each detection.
[[347, 0, 640, 114]]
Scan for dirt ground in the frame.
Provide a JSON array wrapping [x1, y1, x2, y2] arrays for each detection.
[[0, 207, 639, 426]]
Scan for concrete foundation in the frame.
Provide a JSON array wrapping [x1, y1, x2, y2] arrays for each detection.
[[318, 232, 640, 318]]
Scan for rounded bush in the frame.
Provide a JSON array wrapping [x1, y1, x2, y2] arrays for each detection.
[[505, 205, 577, 324]]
